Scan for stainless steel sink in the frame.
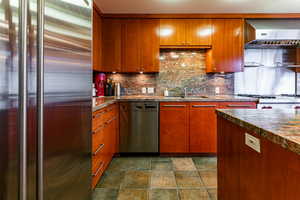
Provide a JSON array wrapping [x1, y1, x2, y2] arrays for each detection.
[[184, 95, 209, 99]]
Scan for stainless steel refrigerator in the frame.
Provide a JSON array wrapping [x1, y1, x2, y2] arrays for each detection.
[[0, 0, 92, 199]]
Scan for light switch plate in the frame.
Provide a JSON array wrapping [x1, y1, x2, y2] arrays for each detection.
[[245, 133, 261, 153], [142, 87, 147, 94], [147, 87, 154, 94]]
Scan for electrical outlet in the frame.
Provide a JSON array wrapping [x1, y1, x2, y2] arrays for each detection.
[[147, 87, 154, 94], [215, 87, 220, 94], [142, 87, 147, 94]]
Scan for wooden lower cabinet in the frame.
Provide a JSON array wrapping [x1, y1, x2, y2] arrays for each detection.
[[218, 116, 300, 200], [189, 102, 218, 153], [92, 103, 119, 189], [160, 101, 257, 154], [160, 102, 189, 153]]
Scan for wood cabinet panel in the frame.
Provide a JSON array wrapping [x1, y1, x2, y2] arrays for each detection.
[[217, 117, 242, 200], [207, 19, 244, 73], [93, 8, 102, 71], [244, 21, 256, 44], [140, 19, 160, 72], [160, 102, 189, 153], [160, 19, 186, 46], [189, 102, 217, 153], [102, 19, 122, 72], [122, 19, 141, 72], [239, 131, 264, 200], [185, 19, 212, 46]]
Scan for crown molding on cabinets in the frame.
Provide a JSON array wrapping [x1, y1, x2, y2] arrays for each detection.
[[102, 13, 300, 19]]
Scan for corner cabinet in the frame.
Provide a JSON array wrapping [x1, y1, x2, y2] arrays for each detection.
[[102, 19, 122, 72], [101, 19, 160, 73], [206, 19, 244, 73]]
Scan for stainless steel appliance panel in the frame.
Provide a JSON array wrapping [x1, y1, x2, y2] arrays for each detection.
[[43, 0, 92, 199], [0, 0, 19, 199], [120, 102, 159, 153]]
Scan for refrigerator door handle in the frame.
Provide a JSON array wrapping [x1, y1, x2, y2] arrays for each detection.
[[37, 0, 45, 199], [19, 0, 28, 199]]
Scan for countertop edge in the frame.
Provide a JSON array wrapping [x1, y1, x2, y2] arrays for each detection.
[[216, 109, 300, 156]]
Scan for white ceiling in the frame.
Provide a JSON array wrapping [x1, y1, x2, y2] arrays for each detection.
[[95, 0, 300, 14]]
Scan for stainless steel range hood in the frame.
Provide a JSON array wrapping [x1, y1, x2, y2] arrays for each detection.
[[245, 20, 300, 48]]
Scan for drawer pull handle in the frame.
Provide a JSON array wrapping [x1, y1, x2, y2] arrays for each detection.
[[162, 105, 186, 107], [92, 162, 104, 177], [93, 111, 107, 119], [105, 117, 117, 125], [227, 105, 253, 108], [92, 125, 105, 134], [93, 144, 105, 156], [192, 105, 216, 108]]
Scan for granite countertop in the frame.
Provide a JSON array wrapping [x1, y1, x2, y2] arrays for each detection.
[[217, 109, 300, 155], [93, 95, 258, 112]]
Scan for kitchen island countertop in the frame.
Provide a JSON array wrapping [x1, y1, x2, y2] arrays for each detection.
[[217, 109, 300, 155]]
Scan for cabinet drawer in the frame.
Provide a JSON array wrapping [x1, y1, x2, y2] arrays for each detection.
[[160, 102, 188, 110], [219, 102, 257, 109], [92, 104, 117, 131]]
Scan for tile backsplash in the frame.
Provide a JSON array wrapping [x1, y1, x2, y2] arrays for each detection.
[[107, 50, 234, 96]]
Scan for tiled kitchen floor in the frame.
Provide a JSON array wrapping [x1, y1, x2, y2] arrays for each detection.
[[93, 157, 217, 200]]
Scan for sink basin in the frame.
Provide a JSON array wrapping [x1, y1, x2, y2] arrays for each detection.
[[184, 96, 209, 99]]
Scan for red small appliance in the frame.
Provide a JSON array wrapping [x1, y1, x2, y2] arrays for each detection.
[[94, 73, 106, 97]]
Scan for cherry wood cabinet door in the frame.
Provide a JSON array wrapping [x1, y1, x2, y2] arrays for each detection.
[[185, 19, 212, 46], [286, 151, 300, 200], [93, 8, 102, 71], [122, 19, 141, 72], [140, 19, 160, 72], [189, 102, 217, 153], [160, 102, 189, 153], [207, 19, 244, 73], [160, 19, 186, 46], [102, 19, 122, 72]]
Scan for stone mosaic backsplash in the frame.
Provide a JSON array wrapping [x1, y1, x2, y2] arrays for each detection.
[[107, 50, 234, 96]]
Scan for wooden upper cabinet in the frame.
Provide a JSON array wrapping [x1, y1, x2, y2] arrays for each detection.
[[122, 19, 141, 73], [206, 19, 244, 73], [185, 19, 212, 46], [244, 21, 256, 44], [140, 19, 160, 72], [102, 19, 122, 72], [93, 8, 102, 71], [160, 19, 186, 46]]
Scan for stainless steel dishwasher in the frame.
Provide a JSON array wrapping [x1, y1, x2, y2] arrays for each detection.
[[120, 102, 159, 153]]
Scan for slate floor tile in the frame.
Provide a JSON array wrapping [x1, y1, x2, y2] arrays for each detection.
[[93, 188, 119, 200], [97, 171, 125, 189], [208, 188, 218, 200], [149, 189, 179, 200], [193, 157, 217, 171], [199, 170, 218, 188], [171, 158, 197, 171], [117, 189, 148, 200], [174, 171, 204, 188], [179, 189, 210, 200], [121, 171, 150, 189], [151, 161, 173, 171], [106, 157, 151, 172], [150, 171, 177, 188]]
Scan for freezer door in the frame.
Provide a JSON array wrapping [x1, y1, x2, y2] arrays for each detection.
[[0, 0, 20, 199], [43, 0, 92, 200]]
